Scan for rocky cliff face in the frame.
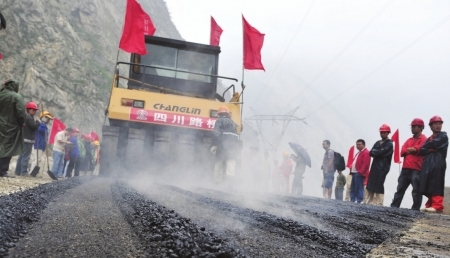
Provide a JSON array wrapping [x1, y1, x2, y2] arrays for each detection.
[[0, 0, 181, 134]]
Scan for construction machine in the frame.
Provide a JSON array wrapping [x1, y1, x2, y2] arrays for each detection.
[[101, 36, 242, 177]]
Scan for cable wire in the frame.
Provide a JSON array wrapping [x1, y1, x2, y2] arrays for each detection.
[[251, 0, 317, 106], [286, 0, 394, 107], [304, 13, 450, 119]]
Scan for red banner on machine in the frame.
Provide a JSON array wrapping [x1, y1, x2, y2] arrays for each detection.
[[129, 108, 217, 131]]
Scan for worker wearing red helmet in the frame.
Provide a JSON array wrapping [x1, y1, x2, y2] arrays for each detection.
[[390, 118, 427, 211], [366, 124, 394, 206], [419, 116, 448, 213], [0, 79, 26, 177], [211, 106, 239, 187], [15, 101, 40, 176]]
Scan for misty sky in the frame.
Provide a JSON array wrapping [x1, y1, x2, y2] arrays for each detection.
[[163, 0, 450, 200]]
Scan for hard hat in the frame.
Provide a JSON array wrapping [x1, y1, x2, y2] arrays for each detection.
[[93, 141, 100, 146], [72, 128, 80, 133], [379, 124, 391, 133], [429, 115, 444, 125], [218, 106, 229, 115], [25, 101, 38, 110], [39, 110, 53, 120], [282, 151, 290, 156], [410, 118, 424, 127]]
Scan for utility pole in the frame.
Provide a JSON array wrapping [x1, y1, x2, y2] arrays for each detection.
[[245, 107, 306, 153]]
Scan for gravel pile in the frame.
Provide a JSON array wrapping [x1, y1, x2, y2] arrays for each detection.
[[167, 186, 369, 257], [0, 177, 88, 256], [164, 185, 423, 257], [113, 181, 246, 258]]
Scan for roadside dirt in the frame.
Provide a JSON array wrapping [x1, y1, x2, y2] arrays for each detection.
[[368, 214, 450, 257], [0, 176, 53, 196]]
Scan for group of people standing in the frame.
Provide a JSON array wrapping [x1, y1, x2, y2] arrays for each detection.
[[51, 128, 100, 178], [0, 79, 100, 179], [323, 116, 447, 213], [183, 100, 446, 213]]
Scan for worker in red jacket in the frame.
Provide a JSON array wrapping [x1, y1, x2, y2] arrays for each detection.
[[349, 139, 370, 203], [390, 118, 427, 211]]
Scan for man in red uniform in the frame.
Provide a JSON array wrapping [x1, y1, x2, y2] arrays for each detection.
[[349, 139, 370, 203], [390, 118, 427, 211], [419, 116, 448, 213]]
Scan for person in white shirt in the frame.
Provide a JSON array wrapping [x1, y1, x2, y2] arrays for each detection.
[[51, 128, 72, 177]]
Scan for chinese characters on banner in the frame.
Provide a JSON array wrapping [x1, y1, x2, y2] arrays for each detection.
[[130, 108, 217, 130]]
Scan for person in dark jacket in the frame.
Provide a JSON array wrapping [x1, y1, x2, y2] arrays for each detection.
[[390, 118, 427, 211], [31, 110, 53, 175], [367, 124, 394, 206], [0, 80, 26, 177], [80, 134, 94, 176], [291, 154, 306, 196], [211, 106, 238, 185], [66, 128, 81, 177], [419, 116, 448, 213], [15, 101, 40, 176]]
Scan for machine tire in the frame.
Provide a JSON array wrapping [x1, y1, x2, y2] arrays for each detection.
[[99, 125, 120, 177]]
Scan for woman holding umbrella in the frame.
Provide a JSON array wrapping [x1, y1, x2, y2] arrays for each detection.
[[289, 142, 311, 195]]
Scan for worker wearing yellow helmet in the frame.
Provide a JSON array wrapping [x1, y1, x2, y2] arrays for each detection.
[[30, 110, 53, 177], [211, 105, 238, 187], [92, 140, 100, 175], [39, 110, 53, 124]]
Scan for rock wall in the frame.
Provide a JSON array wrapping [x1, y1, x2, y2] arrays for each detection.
[[0, 0, 181, 135]]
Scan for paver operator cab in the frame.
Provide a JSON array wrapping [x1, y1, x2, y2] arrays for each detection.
[[101, 36, 242, 177]]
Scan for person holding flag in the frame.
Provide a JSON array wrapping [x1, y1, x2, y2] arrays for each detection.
[[390, 118, 427, 211], [367, 124, 394, 206]]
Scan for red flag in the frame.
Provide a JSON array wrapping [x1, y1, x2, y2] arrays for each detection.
[[0, 53, 2, 59], [210, 16, 223, 46], [346, 145, 355, 168], [242, 15, 265, 71], [90, 131, 100, 142], [391, 129, 401, 163], [49, 118, 66, 144], [119, 0, 156, 55]]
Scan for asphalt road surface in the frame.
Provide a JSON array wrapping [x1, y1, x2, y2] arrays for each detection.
[[1, 177, 448, 257]]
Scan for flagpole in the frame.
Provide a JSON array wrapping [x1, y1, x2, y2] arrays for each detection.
[[240, 15, 244, 138]]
